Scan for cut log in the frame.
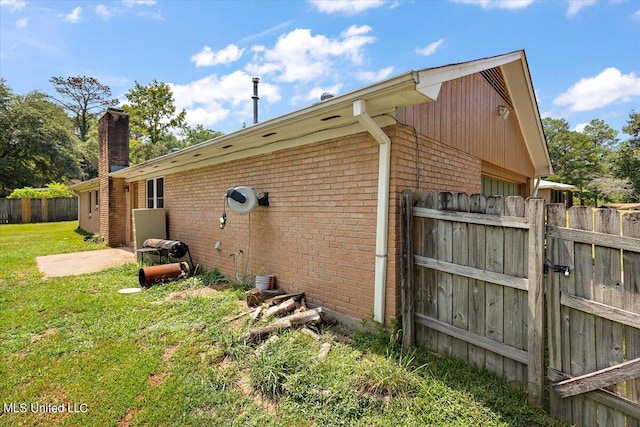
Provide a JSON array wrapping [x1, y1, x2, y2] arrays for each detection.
[[264, 298, 296, 318], [246, 288, 265, 307], [245, 307, 322, 342], [263, 292, 305, 307], [223, 310, 252, 324], [317, 342, 332, 361], [250, 306, 264, 323]]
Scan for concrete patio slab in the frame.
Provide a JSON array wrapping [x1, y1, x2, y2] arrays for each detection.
[[37, 247, 136, 278]]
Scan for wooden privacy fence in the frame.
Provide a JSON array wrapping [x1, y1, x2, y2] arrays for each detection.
[[547, 204, 640, 426], [0, 198, 78, 224], [401, 189, 640, 426]]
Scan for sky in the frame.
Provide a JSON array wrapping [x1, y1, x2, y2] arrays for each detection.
[[1, 0, 639, 137]]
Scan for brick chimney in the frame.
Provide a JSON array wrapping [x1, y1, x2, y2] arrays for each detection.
[[98, 108, 129, 247]]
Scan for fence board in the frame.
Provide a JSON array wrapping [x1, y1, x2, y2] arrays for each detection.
[[437, 192, 454, 356], [547, 203, 572, 420], [593, 209, 626, 426], [623, 212, 640, 427], [504, 196, 526, 385], [468, 194, 487, 369], [485, 196, 506, 377], [451, 193, 469, 362], [569, 206, 597, 425]]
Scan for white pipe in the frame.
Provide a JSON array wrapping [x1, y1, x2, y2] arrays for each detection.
[[353, 100, 391, 324], [532, 176, 541, 197]]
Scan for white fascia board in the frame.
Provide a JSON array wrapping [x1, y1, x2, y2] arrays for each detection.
[[111, 73, 420, 181], [415, 50, 524, 96]]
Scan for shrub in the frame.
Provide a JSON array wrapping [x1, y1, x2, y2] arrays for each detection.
[[8, 182, 74, 199]]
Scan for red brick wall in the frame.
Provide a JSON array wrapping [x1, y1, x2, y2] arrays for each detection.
[[129, 124, 483, 324], [386, 125, 482, 321], [147, 132, 381, 321]]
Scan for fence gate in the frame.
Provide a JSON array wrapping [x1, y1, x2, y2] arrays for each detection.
[[401, 189, 640, 425], [401, 190, 545, 405], [546, 205, 640, 426]]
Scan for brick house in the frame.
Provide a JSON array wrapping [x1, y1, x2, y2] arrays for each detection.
[[72, 50, 552, 326]]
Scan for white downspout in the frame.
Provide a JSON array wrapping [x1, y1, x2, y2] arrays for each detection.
[[353, 99, 391, 324]]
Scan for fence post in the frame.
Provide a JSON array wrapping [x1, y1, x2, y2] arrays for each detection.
[[401, 189, 415, 349], [21, 198, 31, 223], [527, 197, 545, 406]]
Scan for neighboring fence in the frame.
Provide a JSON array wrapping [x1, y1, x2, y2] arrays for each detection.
[[401, 189, 640, 426], [0, 198, 78, 224]]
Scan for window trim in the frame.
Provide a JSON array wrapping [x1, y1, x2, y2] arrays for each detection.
[[146, 177, 165, 209]]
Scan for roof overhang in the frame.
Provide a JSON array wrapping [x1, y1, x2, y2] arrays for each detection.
[[110, 50, 552, 181], [535, 179, 577, 191], [69, 177, 99, 193]]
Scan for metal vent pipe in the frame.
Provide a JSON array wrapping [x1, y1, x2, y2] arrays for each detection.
[[252, 77, 260, 124]]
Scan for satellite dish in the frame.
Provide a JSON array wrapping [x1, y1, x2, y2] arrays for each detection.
[[226, 186, 258, 214]]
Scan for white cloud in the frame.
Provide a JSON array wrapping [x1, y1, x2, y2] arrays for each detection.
[[356, 66, 394, 82], [309, 0, 385, 14], [0, 0, 27, 12], [573, 123, 588, 132], [553, 67, 640, 112], [16, 17, 27, 28], [449, 0, 535, 10], [246, 25, 376, 83], [191, 44, 245, 67], [634, 8, 640, 20], [291, 84, 344, 104], [95, 4, 116, 19], [169, 71, 281, 128], [565, 0, 597, 17], [123, 0, 156, 5], [60, 6, 82, 23], [416, 39, 445, 57]]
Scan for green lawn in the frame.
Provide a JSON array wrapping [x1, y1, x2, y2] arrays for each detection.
[[0, 221, 568, 426]]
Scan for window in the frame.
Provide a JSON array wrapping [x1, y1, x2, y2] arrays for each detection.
[[481, 176, 521, 197], [95, 190, 99, 209], [88, 192, 92, 215], [146, 177, 164, 208]]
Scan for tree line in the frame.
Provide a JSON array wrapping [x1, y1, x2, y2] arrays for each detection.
[[0, 76, 222, 197], [1, 75, 638, 203], [542, 113, 639, 205]]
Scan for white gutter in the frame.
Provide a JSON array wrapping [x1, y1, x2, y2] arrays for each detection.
[[353, 99, 391, 324]]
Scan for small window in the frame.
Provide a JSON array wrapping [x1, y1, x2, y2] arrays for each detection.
[[95, 190, 99, 209], [146, 177, 164, 208], [88, 192, 92, 214], [481, 176, 521, 197]]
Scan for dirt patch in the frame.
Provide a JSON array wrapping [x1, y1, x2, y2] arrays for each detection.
[[161, 345, 178, 363], [116, 407, 139, 427], [237, 372, 278, 416], [163, 286, 221, 301], [37, 248, 135, 279], [148, 372, 168, 388], [31, 327, 57, 343]]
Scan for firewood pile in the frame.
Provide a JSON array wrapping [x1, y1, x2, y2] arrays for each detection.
[[242, 289, 323, 342]]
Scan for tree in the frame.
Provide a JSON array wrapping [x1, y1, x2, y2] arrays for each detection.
[[582, 119, 618, 206], [542, 117, 599, 205], [612, 110, 640, 201], [183, 124, 223, 146], [0, 80, 81, 196], [49, 75, 118, 141], [122, 80, 187, 162]]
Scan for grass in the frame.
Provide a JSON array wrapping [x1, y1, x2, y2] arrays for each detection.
[[0, 221, 569, 426]]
